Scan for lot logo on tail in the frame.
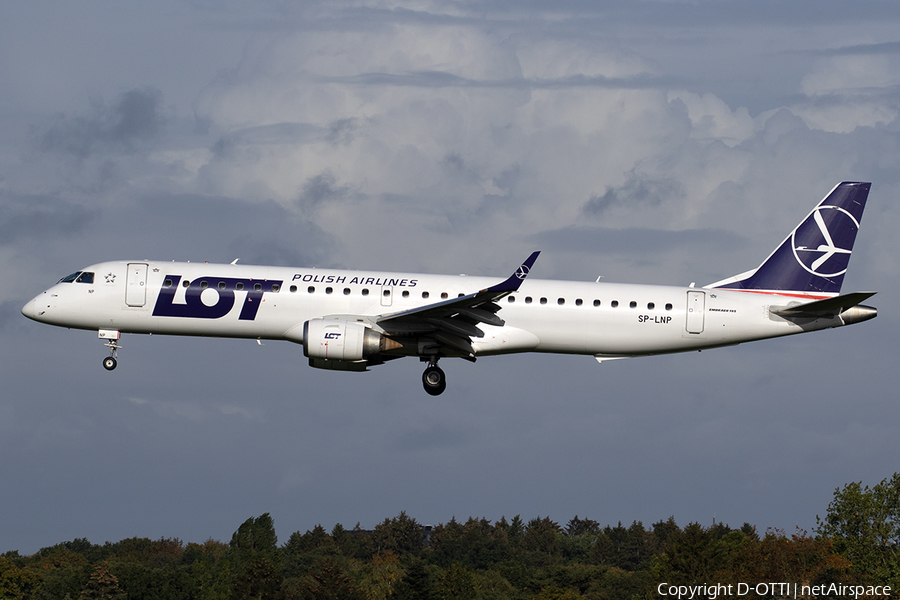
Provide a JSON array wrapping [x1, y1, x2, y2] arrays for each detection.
[[792, 205, 859, 278]]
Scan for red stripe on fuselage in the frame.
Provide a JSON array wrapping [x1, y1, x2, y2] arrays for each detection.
[[714, 288, 834, 300]]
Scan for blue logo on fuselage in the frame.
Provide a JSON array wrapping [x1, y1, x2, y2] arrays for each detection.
[[153, 275, 283, 320]]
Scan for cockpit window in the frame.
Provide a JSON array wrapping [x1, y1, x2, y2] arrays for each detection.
[[59, 272, 81, 283], [76, 272, 94, 284]]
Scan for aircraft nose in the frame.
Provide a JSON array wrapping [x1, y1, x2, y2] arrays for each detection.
[[22, 298, 36, 320]]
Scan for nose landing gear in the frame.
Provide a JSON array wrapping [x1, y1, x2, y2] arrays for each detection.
[[422, 359, 446, 396], [99, 330, 120, 371]]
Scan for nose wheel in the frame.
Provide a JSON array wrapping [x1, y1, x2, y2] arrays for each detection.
[[100, 330, 121, 371], [422, 362, 446, 396]]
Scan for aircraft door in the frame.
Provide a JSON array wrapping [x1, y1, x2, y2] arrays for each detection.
[[685, 290, 705, 334], [125, 263, 148, 307], [381, 285, 393, 307]]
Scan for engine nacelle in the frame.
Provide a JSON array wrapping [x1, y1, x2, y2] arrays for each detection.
[[303, 319, 394, 362]]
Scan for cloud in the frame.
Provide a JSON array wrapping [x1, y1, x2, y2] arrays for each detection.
[[529, 225, 745, 257], [584, 171, 685, 215], [0, 193, 98, 244], [38, 87, 166, 158]]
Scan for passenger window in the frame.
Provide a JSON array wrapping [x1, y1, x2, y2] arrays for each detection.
[[508, 296, 515, 303], [593, 299, 601, 307], [236, 282, 244, 291], [558, 298, 565, 305], [326, 287, 333, 294], [254, 283, 262, 291], [362, 289, 370, 296], [611, 300, 619, 307], [163, 279, 173, 288], [308, 286, 315, 293], [183, 280, 190, 287], [271, 284, 280, 292], [629, 301, 637, 308], [540, 298, 547, 305], [575, 299, 583, 306], [200, 281, 209, 289], [383, 289, 391, 297], [441, 292, 448, 299], [525, 297, 533, 304], [218, 281, 226, 290], [402, 290, 409, 298], [422, 292, 429, 299], [648, 302, 655, 310], [665, 303, 673, 311], [290, 285, 297, 293], [345, 288, 352, 296]]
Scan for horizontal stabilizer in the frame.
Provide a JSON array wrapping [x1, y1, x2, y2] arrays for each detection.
[[771, 291, 877, 317]]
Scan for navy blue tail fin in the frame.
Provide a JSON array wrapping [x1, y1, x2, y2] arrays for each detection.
[[707, 182, 870, 297]]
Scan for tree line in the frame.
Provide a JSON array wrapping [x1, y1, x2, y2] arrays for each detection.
[[1, 473, 898, 599]]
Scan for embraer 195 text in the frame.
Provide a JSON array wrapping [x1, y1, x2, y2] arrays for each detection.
[[23, 182, 877, 395]]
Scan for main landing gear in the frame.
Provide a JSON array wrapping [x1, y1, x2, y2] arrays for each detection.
[[422, 359, 446, 396]]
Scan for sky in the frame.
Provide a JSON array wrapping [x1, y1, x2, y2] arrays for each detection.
[[2, 0, 900, 554]]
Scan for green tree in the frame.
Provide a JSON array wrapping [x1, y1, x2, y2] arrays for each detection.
[[651, 522, 729, 584], [565, 516, 600, 537], [523, 517, 562, 557], [434, 562, 476, 600], [228, 513, 283, 600], [394, 557, 434, 600], [79, 562, 125, 600], [373, 511, 426, 556], [289, 558, 366, 600], [0, 555, 41, 599], [282, 525, 337, 578], [817, 473, 900, 587]]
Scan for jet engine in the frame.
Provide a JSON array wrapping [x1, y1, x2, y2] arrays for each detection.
[[302, 318, 401, 371]]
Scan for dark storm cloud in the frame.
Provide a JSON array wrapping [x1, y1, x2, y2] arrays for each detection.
[[0, 193, 98, 244], [211, 123, 324, 157], [297, 171, 351, 211], [38, 87, 165, 158], [584, 172, 685, 215]]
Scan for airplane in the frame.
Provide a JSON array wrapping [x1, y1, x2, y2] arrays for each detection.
[[23, 181, 877, 395]]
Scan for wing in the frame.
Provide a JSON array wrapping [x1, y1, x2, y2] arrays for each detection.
[[376, 251, 540, 359]]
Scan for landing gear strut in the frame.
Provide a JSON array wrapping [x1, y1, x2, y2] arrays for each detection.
[[422, 359, 446, 396]]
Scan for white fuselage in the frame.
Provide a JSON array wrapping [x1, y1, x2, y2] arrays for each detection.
[[24, 260, 847, 360]]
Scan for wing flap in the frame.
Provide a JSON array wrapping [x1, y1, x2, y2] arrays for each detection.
[[377, 251, 540, 357]]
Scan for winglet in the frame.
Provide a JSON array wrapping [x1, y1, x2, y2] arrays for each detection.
[[484, 251, 541, 294]]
